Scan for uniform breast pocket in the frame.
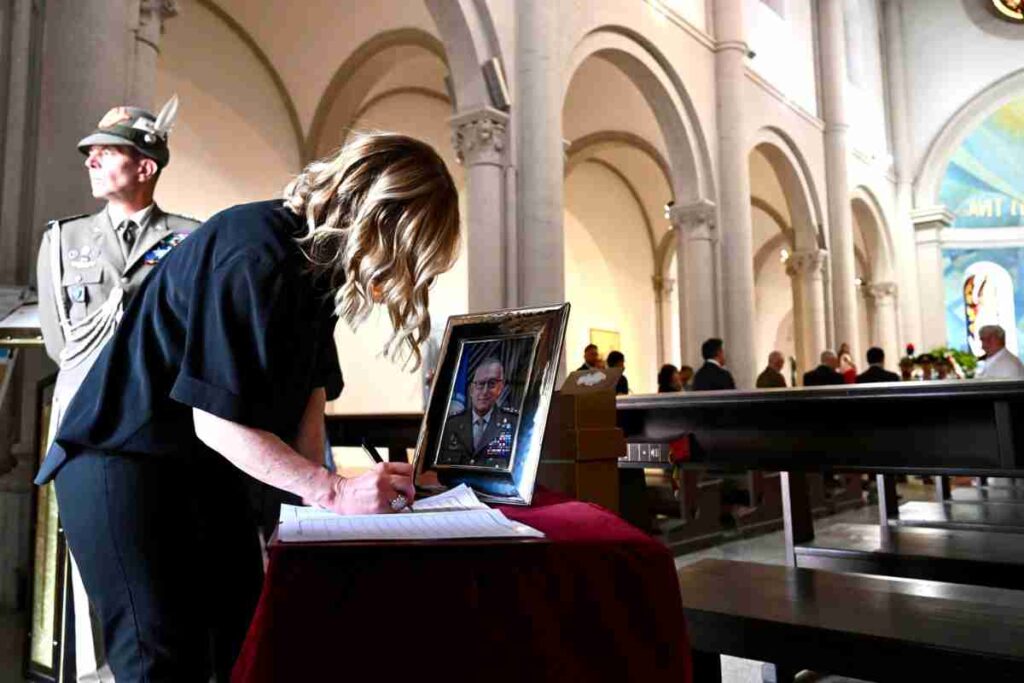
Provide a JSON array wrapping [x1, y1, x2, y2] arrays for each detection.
[[62, 266, 104, 322]]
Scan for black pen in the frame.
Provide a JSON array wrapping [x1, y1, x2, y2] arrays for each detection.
[[361, 439, 384, 465]]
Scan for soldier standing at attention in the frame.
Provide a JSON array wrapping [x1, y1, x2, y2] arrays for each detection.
[[35, 97, 199, 682]]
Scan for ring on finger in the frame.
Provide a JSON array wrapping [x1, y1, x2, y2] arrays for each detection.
[[389, 494, 408, 512]]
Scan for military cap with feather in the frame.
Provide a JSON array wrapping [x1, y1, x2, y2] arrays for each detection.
[[77, 95, 179, 168]]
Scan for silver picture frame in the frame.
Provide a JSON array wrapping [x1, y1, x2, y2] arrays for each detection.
[[413, 303, 570, 505]]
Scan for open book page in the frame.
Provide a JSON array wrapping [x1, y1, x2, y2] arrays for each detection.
[[410, 483, 488, 512], [278, 506, 544, 543]]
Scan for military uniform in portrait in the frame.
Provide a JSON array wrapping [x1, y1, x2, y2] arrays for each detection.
[[438, 404, 520, 469]]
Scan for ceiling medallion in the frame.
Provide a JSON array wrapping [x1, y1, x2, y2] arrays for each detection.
[[992, 0, 1024, 21]]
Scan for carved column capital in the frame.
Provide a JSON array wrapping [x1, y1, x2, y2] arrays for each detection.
[[785, 249, 828, 278], [864, 280, 898, 303], [669, 199, 717, 242], [138, 0, 178, 37], [450, 107, 509, 166]]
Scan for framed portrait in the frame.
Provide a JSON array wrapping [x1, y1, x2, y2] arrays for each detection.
[[413, 303, 570, 505]]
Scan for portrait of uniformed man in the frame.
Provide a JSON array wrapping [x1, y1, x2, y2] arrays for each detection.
[[35, 96, 199, 682], [438, 352, 524, 469]]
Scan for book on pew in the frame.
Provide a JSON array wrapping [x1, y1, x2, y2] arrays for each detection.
[[278, 484, 545, 543]]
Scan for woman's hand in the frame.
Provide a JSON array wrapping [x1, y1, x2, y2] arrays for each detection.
[[327, 462, 416, 515]]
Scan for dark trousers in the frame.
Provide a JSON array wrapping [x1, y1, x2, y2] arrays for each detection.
[[55, 450, 264, 682]]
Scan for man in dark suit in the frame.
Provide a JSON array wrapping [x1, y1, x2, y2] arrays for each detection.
[[438, 357, 519, 468], [856, 347, 901, 383], [803, 350, 845, 386], [692, 338, 736, 391], [756, 351, 787, 388], [606, 350, 629, 394], [577, 343, 600, 371]]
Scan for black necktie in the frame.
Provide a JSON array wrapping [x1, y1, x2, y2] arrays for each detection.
[[119, 220, 137, 253]]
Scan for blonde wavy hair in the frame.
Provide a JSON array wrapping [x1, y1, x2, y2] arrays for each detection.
[[283, 132, 460, 369]]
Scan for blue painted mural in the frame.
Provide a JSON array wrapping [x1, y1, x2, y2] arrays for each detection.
[[940, 97, 1024, 352]]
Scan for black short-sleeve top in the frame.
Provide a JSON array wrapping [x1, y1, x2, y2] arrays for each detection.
[[36, 200, 343, 484]]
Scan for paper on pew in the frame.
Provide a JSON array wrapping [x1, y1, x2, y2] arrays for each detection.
[[278, 507, 544, 543]]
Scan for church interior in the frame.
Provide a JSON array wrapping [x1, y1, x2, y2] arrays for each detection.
[[3, 1, 1024, 681]]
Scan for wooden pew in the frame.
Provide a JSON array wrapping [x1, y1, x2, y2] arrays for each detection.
[[679, 558, 1024, 682]]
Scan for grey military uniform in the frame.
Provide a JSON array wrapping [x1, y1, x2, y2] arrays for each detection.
[[37, 205, 200, 403], [437, 405, 519, 469]]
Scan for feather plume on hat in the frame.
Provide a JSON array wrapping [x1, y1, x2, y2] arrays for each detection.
[[152, 94, 179, 141]]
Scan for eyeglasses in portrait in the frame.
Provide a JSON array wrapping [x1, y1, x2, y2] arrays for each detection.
[[413, 303, 570, 505]]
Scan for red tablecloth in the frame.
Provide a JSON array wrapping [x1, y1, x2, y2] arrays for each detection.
[[232, 490, 691, 682]]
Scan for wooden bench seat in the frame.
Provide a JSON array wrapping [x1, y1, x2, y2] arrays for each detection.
[[897, 500, 1024, 533], [794, 522, 1024, 590], [678, 558, 1024, 682]]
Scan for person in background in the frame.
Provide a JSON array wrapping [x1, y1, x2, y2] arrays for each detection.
[[755, 351, 787, 388], [578, 343, 600, 371], [678, 365, 695, 391], [855, 347, 900, 383], [839, 352, 857, 384], [606, 350, 629, 395], [803, 350, 845, 386], [692, 338, 736, 391], [975, 325, 1024, 379], [657, 364, 682, 393]]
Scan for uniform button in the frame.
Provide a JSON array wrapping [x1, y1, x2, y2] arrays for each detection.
[[75, 274, 82, 283], [120, 277, 129, 284]]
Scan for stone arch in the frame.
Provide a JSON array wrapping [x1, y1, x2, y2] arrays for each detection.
[[424, 0, 501, 111], [850, 186, 896, 283], [306, 28, 450, 159], [198, 0, 305, 161], [565, 27, 714, 204], [915, 67, 1024, 206], [751, 127, 825, 251]]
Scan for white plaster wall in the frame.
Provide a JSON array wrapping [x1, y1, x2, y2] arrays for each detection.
[[564, 162, 658, 394], [211, 0, 442, 132], [753, 206, 795, 366], [744, 0, 818, 116], [844, 0, 890, 161], [327, 92, 469, 414], [901, 0, 1024, 178], [155, 0, 301, 219]]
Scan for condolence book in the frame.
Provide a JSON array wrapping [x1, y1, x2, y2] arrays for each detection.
[[277, 485, 544, 542]]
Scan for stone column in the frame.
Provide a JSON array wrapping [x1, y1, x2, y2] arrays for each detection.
[[882, 0, 923, 348], [671, 200, 717, 366], [515, 0, 563, 306], [714, 0, 756, 388], [912, 206, 954, 350], [652, 274, 675, 366], [451, 107, 510, 312], [864, 281, 900, 368], [818, 0, 861, 362], [786, 249, 829, 377], [129, 0, 177, 109]]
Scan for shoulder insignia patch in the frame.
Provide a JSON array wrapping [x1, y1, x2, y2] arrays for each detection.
[[143, 232, 188, 265], [49, 213, 90, 229]]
